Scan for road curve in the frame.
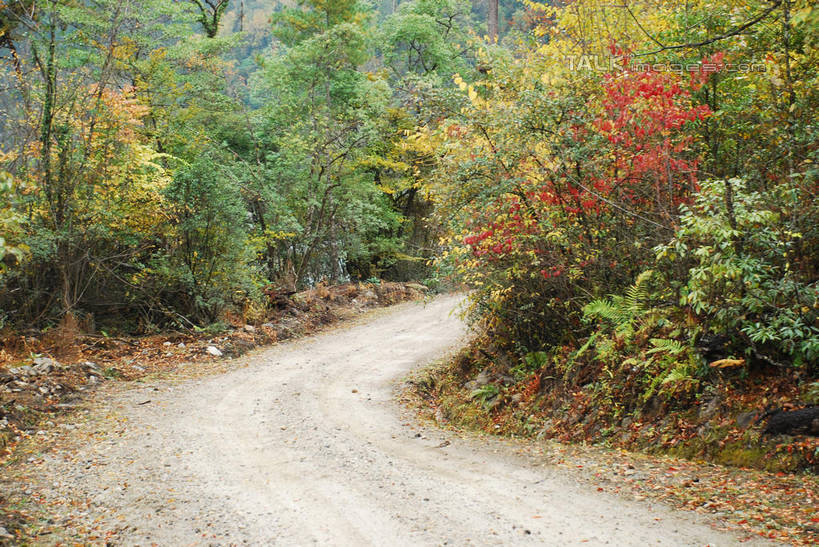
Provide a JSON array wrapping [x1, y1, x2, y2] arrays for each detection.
[[21, 295, 746, 545]]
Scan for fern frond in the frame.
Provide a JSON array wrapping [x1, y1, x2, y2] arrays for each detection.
[[646, 337, 686, 356], [624, 269, 653, 313], [583, 298, 617, 321], [584, 270, 656, 328], [661, 369, 690, 385]]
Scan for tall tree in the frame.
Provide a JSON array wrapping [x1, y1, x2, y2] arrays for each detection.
[[190, 0, 229, 37], [252, 0, 398, 286], [487, 0, 497, 41], [0, 0, 223, 327]]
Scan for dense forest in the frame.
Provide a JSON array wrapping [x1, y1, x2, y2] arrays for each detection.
[[1, 0, 817, 459], [0, 0, 527, 331]]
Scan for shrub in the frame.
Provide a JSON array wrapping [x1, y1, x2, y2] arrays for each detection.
[[656, 178, 819, 369], [160, 153, 258, 323]]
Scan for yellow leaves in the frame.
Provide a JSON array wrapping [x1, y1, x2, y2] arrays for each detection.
[[453, 73, 481, 105], [84, 143, 173, 235], [489, 285, 514, 302], [112, 38, 139, 64], [377, 183, 396, 195], [401, 125, 439, 158], [149, 47, 169, 62], [0, 149, 17, 165], [793, 5, 816, 27], [356, 154, 411, 179], [248, 230, 297, 251], [540, 71, 555, 87], [709, 358, 745, 369]]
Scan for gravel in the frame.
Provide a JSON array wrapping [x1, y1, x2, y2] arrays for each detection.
[[7, 295, 759, 545]]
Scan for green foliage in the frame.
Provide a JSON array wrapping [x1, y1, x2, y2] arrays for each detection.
[[646, 338, 686, 357], [161, 153, 254, 323], [571, 268, 705, 405], [380, 0, 472, 78], [511, 350, 548, 378], [0, 0, 817, 394], [0, 171, 26, 273], [190, 0, 230, 38], [250, 0, 405, 286], [584, 271, 654, 329], [0, 0, 439, 331], [470, 383, 499, 408], [657, 178, 819, 367], [804, 381, 819, 405]]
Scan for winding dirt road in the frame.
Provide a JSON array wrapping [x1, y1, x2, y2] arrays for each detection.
[[13, 295, 752, 545]]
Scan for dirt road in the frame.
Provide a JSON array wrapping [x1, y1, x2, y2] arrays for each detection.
[[11, 295, 752, 545]]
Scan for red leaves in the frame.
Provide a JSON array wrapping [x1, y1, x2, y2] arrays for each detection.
[[463, 230, 493, 246], [541, 267, 563, 279], [689, 51, 726, 89], [462, 193, 537, 260], [446, 123, 466, 138], [590, 53, 718, 215], [522, 373, 542, 400], [458, 48, 720, 305]]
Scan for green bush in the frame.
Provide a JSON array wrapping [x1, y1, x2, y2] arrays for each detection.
[[656, 179, 819, 368], [0, 171, 25, 272], [161, 153, 258, 323]]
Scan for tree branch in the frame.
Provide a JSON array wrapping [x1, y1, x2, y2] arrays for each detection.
[[635, 0, 782, 56]]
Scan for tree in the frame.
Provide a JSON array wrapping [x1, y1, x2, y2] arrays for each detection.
[[487, 0, 497, 41], [381, 0, 471, 78], [189, 0, 230, 38], [250, 0, 398, 286], [378, 0, 473, 279], [18, 0, 144, 320], [161, 153, 252, 322], [0, 0, 247, 329]]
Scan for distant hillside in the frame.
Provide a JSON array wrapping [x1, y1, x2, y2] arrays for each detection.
[[220, 0, 526, 37]]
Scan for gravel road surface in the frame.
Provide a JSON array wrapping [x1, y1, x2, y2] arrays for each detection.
[[12, 295, 751, 545]]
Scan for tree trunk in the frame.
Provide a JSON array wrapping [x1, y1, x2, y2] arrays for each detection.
[[763, 407, 819, 436], [488, 0, 498, 42]]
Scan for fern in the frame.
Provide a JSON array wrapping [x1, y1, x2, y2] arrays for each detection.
[[658, 363, 700, 399], [661, 369, 690, 385], [646, 337, 686, 356], [583, 270, 655, 328], [470, 384, 499, 408], [523, 351, 549, 370], [563, 332, 599, 376], [583, 297, 628, 324], [573, 332, 598, 360], [624, 270, 652, 314]]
